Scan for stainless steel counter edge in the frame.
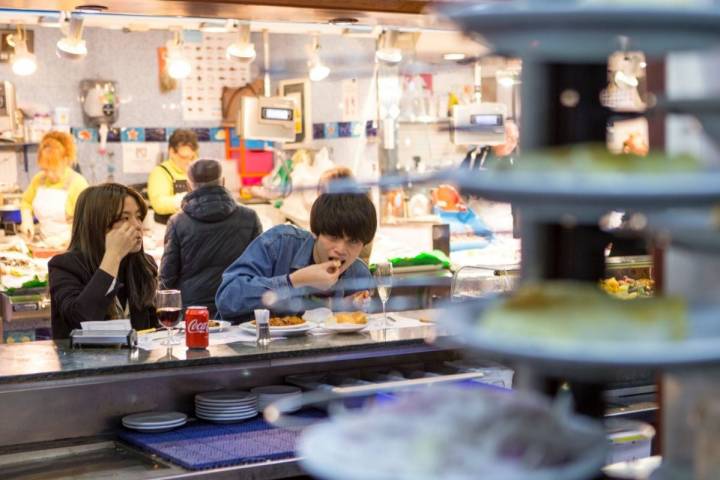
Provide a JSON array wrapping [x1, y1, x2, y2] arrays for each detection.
[[0, 324, 441, 384]]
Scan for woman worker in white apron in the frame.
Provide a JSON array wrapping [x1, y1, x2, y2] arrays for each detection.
[[20, 131, 89, 248]]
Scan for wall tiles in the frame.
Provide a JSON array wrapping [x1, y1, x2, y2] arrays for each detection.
[[311, 121, 378, 140]]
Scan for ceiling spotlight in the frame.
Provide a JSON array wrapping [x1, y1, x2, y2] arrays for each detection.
[[56, 14, 87, 59], [11, 26, 37, 76], [226, 23, 255, 62], [308, 34, 330, 82], [376, 30, 402, 64], [166, 30, 191, 79]]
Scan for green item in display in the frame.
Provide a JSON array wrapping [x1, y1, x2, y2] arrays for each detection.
[[371, 250, 451, 271], [4, 275, 48, 294]]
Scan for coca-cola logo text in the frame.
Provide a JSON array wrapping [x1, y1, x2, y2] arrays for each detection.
[[187, 319, 208, 333]]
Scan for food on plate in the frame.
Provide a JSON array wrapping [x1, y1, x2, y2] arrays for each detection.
[[500, 144, 698, 174], [482, 281, 686, 344], [251, 316, 306, 328], [600, 276, 655, 299], [208, 320, 220, 328], [299, 386, 607, 479], [332, 311, 368, 325]]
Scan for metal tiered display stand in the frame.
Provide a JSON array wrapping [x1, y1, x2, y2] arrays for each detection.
[[435, 1, 720, 478], [290, 2, 720, 479]]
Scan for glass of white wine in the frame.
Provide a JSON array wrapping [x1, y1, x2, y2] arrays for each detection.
[[374, 262, 393, 327]]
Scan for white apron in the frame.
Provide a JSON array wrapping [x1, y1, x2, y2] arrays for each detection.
[[32, 185, 70, 245]]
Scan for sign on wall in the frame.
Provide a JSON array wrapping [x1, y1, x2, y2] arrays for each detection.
[[181, 33, 251, 122]]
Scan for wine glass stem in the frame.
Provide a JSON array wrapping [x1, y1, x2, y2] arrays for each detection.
[[382, 301, 387, 327]]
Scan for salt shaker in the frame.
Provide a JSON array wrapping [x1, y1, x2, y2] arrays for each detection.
[[254, 309, 271, 346]]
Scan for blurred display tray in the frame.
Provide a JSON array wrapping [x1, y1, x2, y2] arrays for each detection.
[[445, 1, 720, 60], [436, 299, 720, 379], [444, 169, 720, 212], [647, 209, 720, 253]]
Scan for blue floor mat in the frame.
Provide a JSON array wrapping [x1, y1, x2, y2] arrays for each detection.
[[118, 410, 326, 470]]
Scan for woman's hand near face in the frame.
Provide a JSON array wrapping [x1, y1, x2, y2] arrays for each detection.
[[99, 222, 142, 279], [105, 222, 140, 259]]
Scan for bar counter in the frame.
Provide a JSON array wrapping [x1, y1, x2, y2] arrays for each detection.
[[0, 324, 440, 384]]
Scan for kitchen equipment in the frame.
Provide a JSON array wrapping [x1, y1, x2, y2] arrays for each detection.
[[237, 95, 295, 142], [0, 81, 22, 142], [79, 79, 118, 155], [452, 101, 507, 146], [69, 328, 137, 348]]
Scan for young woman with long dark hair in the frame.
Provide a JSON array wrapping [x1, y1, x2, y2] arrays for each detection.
[[49, 183, 158, 339]]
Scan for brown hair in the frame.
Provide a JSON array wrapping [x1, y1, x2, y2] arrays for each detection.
[[38, 131, 77, 170], [70, 184, 157, 313], [168, 128, 199, 152]]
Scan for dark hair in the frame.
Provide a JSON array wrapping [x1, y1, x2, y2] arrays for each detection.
[[310, 192, 377, 245], [188, 158, 222, 187], [70, 183, 158, 313], [168, 129, 199, 152]]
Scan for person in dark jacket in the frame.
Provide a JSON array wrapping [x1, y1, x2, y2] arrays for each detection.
[[160, 159, 262, 317], [49, 184, 158, 339]]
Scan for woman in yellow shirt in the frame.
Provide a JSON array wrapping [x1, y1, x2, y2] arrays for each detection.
[[20, 131, 89, 246]]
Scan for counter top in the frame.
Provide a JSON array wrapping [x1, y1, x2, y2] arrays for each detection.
[[0, 318, 441, 384]]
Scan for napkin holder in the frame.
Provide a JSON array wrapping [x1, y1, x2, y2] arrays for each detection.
[[70, 329, 137, 348]]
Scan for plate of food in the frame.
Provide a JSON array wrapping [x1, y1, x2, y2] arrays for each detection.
[[299, 386, 607, 480], [240, 316, 313, 337], [322, 312, 368, 333], [437, 281, 720, 377]]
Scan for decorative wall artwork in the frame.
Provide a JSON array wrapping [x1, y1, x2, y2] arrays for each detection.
[[181, 33, 251, 122]]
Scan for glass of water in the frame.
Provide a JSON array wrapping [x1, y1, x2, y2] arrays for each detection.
[[374, 262, 393, 327]]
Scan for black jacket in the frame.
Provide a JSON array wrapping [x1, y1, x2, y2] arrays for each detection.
[[49, 251, 157, 339], [160, 185, 261, 317]]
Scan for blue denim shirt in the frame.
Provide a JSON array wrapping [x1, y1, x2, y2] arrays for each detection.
[[216, 224, 372, 320]]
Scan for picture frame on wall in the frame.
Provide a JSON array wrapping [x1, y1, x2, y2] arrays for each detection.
[[278, 78, 312, 148]]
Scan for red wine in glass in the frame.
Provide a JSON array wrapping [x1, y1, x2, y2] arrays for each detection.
[[157, 307, 181, 328]]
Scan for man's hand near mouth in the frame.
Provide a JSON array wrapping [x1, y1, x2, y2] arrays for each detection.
[[289, 260, 342, 291]]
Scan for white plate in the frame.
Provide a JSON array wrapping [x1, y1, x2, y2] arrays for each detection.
[[197, 412, 257, 421], [196, 391, 256, 403], [299, 386, 607, 480], [122, 411, 187, 427], [123, 422, 186, 433], [321, 322, 368, 334], [195, 406, 257, 414], [239, 322, 313, 337], [438, 299, 720, 378]]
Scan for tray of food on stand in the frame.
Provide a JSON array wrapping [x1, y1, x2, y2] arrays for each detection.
[[435, 281, 720, 378]]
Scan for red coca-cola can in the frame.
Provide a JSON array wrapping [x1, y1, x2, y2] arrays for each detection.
[[185, 306, 209, 349]]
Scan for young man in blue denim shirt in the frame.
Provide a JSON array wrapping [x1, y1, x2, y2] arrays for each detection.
[[216, 191, 376, 321]]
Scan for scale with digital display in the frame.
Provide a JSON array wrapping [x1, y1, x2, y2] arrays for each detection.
[[451, 102, 507, 146], [237, 95, 296, 142]]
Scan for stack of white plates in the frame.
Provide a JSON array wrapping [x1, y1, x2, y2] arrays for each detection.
[[195, 391, 258, 423], [251, 385, 303, 413], [122, 411, 187, 432]]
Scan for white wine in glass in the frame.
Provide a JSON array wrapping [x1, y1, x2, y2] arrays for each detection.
[[374, 262, 393, 327]]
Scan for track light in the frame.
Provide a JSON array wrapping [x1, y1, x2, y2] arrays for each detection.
[[166, 30, 192, 79], [376, 30, 402, 64], [226, 23, 256, 62], [11, 25, 37, 76], [56, 14, 87, 59], [308, 35, 330, 82]]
